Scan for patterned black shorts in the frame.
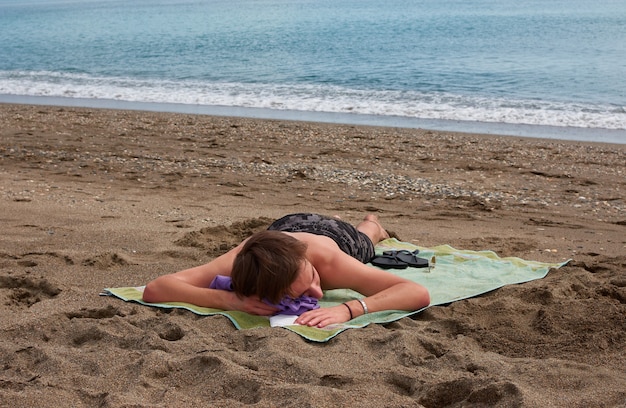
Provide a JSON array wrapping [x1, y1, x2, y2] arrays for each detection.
[[267, 213, 375, 263]]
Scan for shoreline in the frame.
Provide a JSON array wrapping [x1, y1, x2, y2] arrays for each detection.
[[2, 94, 625, 144], [1, 103, 625, 406]]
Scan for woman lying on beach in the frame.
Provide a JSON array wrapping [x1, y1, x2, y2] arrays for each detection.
[[143, 213, 430, 328]]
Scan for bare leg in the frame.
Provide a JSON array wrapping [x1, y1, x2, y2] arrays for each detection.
[[356, 214, 390, 244]]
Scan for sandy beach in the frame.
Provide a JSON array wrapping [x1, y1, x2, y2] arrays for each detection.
[[1, 103, 624, 407]]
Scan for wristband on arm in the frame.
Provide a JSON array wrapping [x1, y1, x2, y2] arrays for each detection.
[[358, 298, 368, 315], [342, 302, 353, 319]]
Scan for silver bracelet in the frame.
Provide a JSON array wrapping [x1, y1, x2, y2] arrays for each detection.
[[358, 298, 369, 315]]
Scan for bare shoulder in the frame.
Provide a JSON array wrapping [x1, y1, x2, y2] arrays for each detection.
[[285, 232, 341, 261], [281, 232, 336, 252]]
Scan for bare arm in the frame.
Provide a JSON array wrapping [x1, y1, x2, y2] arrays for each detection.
[[296, 249, 430, 327], [142, 245, 278, 315], [343, 260, 431, 313]]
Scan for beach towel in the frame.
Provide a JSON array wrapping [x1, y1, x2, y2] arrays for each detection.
[[102, 239, 568, 342]]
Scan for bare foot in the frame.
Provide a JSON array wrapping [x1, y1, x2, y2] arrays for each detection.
[[357, 214, 390, 243]]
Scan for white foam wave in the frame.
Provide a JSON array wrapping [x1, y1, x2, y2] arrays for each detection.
[[1, 71, 625, 130]]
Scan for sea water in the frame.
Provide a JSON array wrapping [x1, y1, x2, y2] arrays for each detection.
[[1, 0, 625, 143]]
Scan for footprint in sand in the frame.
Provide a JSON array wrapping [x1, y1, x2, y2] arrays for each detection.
[[0, 275, 61, 307], [415, 377, 523, 407], [82, 252, 132, 268]]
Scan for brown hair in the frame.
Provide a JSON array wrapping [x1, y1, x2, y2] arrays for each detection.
[[231, 230, 308, 304]]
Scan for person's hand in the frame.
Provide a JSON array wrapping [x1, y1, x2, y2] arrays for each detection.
[[295, 305, 351, 328], [225, 292, 278, 316]]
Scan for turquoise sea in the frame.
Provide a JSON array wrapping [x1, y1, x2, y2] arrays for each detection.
[[1, 0, 625, 143]]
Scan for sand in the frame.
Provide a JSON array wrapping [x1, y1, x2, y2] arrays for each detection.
[[1, 103, 625, 407]]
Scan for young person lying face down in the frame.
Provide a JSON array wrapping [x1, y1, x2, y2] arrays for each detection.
[[142, 213, 430, 328]]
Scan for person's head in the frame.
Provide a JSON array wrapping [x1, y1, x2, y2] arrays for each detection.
[[231, 230, 309, 304]]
